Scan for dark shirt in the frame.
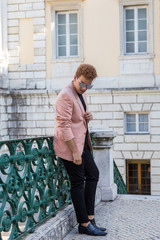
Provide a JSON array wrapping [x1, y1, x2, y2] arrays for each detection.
[[77, 93, 89, 150]]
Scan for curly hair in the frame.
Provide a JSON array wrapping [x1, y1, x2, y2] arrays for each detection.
[[75, 64, 97, 80]]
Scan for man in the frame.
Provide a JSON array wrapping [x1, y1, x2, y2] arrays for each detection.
[[54, 64, 107, 236]]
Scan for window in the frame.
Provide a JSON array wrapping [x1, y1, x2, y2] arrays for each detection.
[[125, 113, 149, 133], [124, 7, 148, 54], [56, 11, 78, 58], [127, 160, 151, 195]]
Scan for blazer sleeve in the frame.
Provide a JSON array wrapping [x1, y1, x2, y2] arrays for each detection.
[[55, 92, 74, 142]]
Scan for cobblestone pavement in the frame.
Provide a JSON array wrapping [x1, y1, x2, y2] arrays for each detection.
[[63, 195, 160, 240]]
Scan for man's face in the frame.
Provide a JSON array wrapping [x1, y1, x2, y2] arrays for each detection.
[[73, 75, 93, 94]]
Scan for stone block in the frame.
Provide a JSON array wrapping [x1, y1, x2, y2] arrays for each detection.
[[151, 159, 160, 167], [20, 72, 34, 79], [36, 121, 53, 128], [113, 151, 123, 159], [45, 113, 55, 120], [8, 113, 26, 121], [151, 135, 160, 143], [18, 121, 36, 128], [9, 57, 19, 65], [34, 71, 46, 78], [8, 4, 18, 11], [8, 11, 25, 19], [152, 152, 160, 159], [8, 0, 25, 3], [87, 104, 101, 112], [26, 10, 45, 18], [131, 151, 144, 159], [34, 48, 46, 56], [102, 104, 122, 112], [33, 17, 45, 25], [121, 104, 131, 112], [26, 79, 46, 89], [138, 143, 160, 151], [34, 33, 45, 41], [124, 134, 150, 143], [1, 114, 8, 121], [19, 3, 32, 11], [90, 95, 112, 104], [131, 104, 143, 111], [138, 94, 160, 103], [8, 121, 17, 128], [8, 34, 19, 42], [143, 151, 153, 159], [27, 113, 45, 120], [34, 41, 45, 48], [9, 64, 26, 71], [150, 111, 160, 119], [113, 127, 124, 135], [109, 119, 124, 127], [151, 183, 160, 190], [8, 42, 19, 50], [27, 128, 43, 136], [115, 142, 137, 151], [93, 111, 113, 120], [8, 27, 19, 34], [33, 2, 45, 9], [114, 95, 136, 104], [27, 64, 46, 71], [113, 111, 123, 119], [10, 79, 26, 89], [114, 159, 124, 167], [9, 72, 20, 79], [150, 119, 160, 127], [150, 127, 160, 135], [34, 56, 46, 63], [151, 176, 160, 183], [113, 135, 124, 143], [142, 103, 152, 111], [151, 103, 160, 111], [45, 128, 54, 136], [8, 19, 19, 27]]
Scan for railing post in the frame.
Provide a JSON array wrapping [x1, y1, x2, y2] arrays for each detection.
[[90, 126, 117, 201]]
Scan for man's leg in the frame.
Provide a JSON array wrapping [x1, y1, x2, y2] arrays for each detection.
[[83, 147, 99, 216], [61, 158, 89, 224]]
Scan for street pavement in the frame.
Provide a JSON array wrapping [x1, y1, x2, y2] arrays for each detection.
[[63, 194, 160, 240]]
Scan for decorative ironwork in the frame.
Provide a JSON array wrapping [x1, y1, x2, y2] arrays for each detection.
[[0, 137, 71, 240], [114, 161, 128, 194]]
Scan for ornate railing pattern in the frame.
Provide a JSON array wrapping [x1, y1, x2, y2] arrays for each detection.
[[0, 137, 71, 240], [114, 161, 128, 194]]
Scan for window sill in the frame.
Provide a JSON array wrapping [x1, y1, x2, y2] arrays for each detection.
[[125, 132, 150, 135], [52, 57, 84, 64], [119, 53, 154, 61]]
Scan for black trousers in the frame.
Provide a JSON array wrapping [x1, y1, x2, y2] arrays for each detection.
[[61, 145, 99, 223]]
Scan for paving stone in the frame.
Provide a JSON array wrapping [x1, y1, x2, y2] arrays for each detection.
[[63, 195, 160, 240]]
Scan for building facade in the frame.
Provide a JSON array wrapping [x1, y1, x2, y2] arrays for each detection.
[[0, 0, 160, 195]]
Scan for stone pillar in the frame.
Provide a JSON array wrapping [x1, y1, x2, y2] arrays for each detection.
[[90, 126, 117, 201]]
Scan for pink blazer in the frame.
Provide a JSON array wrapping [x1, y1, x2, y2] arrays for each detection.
[[54, 82, 92, 161]]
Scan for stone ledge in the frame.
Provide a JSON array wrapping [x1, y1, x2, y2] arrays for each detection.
[[23, 186, 101, 240]]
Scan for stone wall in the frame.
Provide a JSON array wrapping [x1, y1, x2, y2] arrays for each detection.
[[8, 0, 46, 90], [2, 88, 160, 195]]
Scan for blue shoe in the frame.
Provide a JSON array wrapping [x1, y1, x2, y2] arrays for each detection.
[[90, 218, 107, 232], [78, 223, 107, 236]]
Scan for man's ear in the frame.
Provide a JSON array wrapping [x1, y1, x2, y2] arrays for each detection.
[[73, 75, 77, 81]]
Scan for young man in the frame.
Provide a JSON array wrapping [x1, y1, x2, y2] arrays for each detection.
[[54, 64, 107, 236]]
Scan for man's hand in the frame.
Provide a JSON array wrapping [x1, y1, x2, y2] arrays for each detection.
[[73, 151, 82, 165], [84, 111, 93, 122]]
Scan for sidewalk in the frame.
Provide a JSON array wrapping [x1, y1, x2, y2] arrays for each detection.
[[63, 195, 160, 240]]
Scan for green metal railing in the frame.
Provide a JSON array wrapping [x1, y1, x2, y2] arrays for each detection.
[[114, 161, 128, 194], [0, 137, 71, 240], [0, 135, 127, 239]]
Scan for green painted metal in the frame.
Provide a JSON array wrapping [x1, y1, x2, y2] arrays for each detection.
[[0, 137, 71, 240], [114, 161, 128, 194]]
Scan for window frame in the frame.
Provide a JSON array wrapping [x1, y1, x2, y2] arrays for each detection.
[[124, 6, 148, 55], [56, 10, 79, 59], [125, 112, 150, 134], [51, 1, 84, 63], [119, 0, 153, 57]]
